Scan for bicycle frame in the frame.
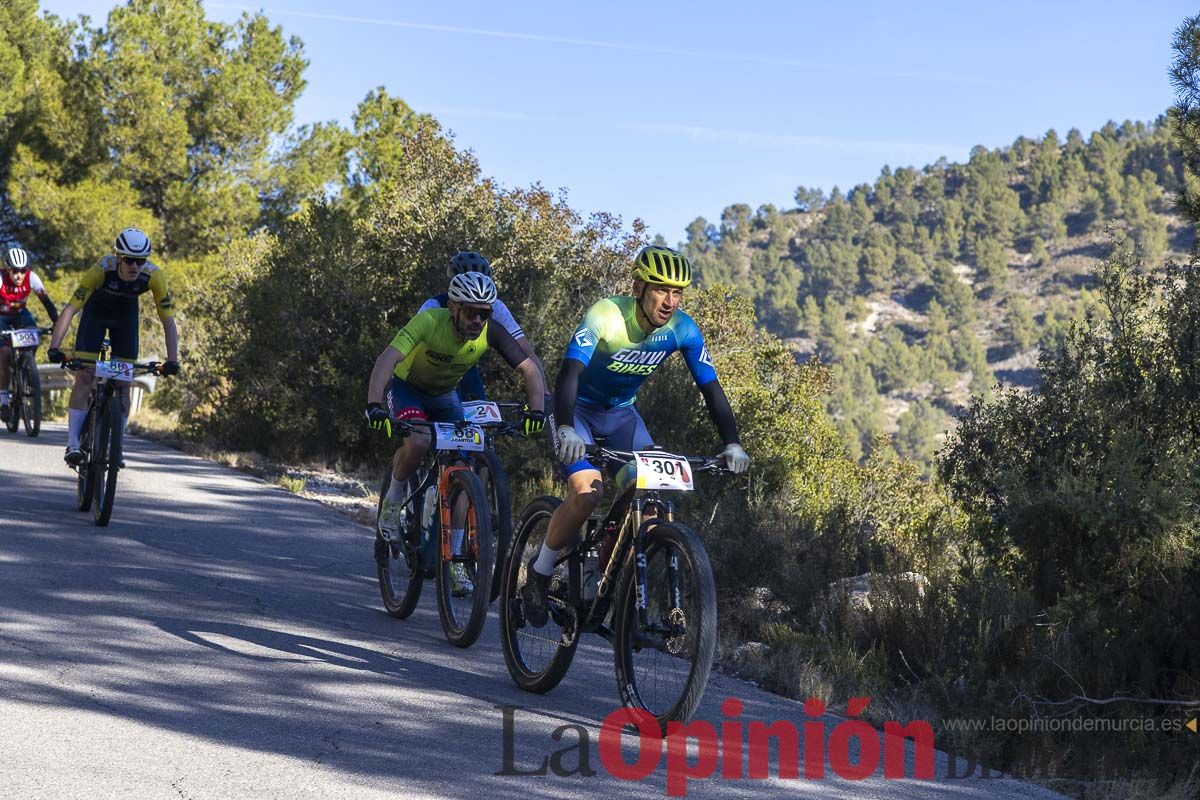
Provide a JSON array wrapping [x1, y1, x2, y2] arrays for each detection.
[[386, 416, 512, 571], [551, 446, 722, 646]]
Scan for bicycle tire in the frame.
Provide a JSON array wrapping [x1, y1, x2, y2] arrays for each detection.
[[4, 359, 18, 433], [436, 468, 494, 647], [473, 450, 512, 604], [499, 496, 579, 693], [93, 396, 121, 526], [20, 355, 40, 437], [76, 407, 95, 512], [376, 470, 424, 618], [613, 521, 717, 733]]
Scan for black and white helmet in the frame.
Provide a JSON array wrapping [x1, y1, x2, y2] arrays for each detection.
[[447, 251, 493, 278], [114, 227, 152, 258], [447, 271, 497, 305], [3, 246, 28, 269]]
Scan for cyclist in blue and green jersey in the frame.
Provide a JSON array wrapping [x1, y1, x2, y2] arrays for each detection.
[[521, 245, 750, 626]]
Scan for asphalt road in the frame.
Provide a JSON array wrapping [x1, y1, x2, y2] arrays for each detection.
[[0, 425, 1067, 800]]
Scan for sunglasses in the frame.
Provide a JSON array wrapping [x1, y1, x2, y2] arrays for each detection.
[[9, 266, 28, 273], [458, 306, 492, 322], [121, 257, 147, 267]]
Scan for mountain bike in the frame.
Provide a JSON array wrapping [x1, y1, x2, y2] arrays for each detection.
[[1, 326, 52, 437], [65, 351, 162, 526], [500, 442, 725, 733], [373, 412, 501, 647]]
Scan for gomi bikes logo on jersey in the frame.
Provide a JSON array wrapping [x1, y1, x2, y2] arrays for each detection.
[[606, 348, 668, 376]]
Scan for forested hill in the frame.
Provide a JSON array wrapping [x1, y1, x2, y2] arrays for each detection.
[[681, 118, 1192, 463]]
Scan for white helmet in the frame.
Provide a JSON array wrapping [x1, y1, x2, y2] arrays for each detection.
[[114, 227, 152, 258], [3, 246, 28, 269], [447, 271, 497, 305]]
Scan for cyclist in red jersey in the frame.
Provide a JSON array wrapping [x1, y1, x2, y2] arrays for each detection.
[[1, 246, 59, 422]]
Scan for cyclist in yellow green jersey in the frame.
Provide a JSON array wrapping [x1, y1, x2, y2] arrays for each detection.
[[365, 271, 545, 594]]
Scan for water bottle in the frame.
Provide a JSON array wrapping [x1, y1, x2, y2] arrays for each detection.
[[582, 548, 600, 602], [421, 484, 438, 535], [597, 521, 619, 571]]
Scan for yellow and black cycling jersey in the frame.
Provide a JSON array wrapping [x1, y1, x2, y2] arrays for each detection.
[[390, 307, 526, 395], [67, 256, 174, 321]]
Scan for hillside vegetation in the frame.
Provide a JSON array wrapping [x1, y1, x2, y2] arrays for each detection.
[[684, 120, 1193, 463]]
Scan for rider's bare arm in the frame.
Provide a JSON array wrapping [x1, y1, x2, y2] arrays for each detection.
[[368, 346, 406, 404]]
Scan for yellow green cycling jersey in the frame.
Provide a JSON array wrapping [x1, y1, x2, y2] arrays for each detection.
[[389, 307, 525, 394]]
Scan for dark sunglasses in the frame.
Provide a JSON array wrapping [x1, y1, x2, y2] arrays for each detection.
[[9, 266, 28, 273], [458, 306, 492, 322], [121, 257, 147, 267]]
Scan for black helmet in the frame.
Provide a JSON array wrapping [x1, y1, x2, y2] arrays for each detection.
[[447, 251, 493, 278]]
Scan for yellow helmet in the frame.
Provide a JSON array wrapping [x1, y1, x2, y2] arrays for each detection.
[[631, 245, 692, 288]]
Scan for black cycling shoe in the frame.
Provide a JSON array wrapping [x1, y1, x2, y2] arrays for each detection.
[[0, 404, 10, 423], [64, 446, 83, 466], [520, 558, 553, 628]]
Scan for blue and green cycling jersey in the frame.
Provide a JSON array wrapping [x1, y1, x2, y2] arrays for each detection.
[[564, 295, 718, 408]]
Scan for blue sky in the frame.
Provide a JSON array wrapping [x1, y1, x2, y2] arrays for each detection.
[[41, 1, 1198, 242]]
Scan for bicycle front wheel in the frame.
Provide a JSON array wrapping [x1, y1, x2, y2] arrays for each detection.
[[499, 496, 578, 693], [473, 451, 512, 604], [20, 355, 40, 437], [436, 468, 493, 647], [76, 408, 95, 512], [92, 398, 122, 527], [613, 521, 717, 733], [4, 364, 18, 433], [376, 470, 423, 618]]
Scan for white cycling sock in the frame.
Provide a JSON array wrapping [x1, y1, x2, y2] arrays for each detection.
[[67, 408, 86, 449], [451, 528, 465, 555], [0, 391, 8, 405], [385, 477, 406, 503], [533, 543, 560, 576]]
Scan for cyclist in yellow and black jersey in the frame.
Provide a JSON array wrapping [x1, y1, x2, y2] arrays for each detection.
[[47, 228, 179, 465]]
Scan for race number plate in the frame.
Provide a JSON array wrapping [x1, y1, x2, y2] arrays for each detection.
[[433, 422, 485, 452], [10, 328, 38, 348], [633, 451, 694, 491], [462, 401, 503, 424], [95, 361, 135, 382]]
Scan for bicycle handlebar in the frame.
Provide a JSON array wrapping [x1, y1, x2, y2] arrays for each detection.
[[385, 416, 515, 438], [0, 326, 54, 340], [589, 444, 731, 475], [62, 358, 163, 375]]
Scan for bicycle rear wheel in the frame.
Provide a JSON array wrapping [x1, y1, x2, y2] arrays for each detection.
[[92, 398, 121, 527], [375, 470, 423, 618], [613, 521, 717, 733], [473, 451, 512, 604], [436, 468, 494, 647], [20, 355, 40, 437], [499, 496, 578, 693]]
